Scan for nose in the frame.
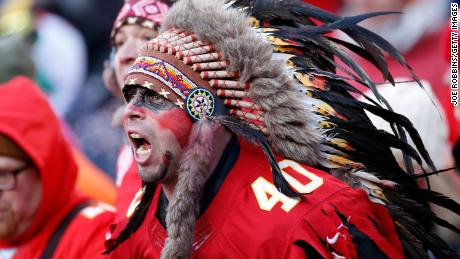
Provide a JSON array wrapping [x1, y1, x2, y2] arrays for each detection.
[[124, 101, 147, 121], [117, 38, 139, 65]]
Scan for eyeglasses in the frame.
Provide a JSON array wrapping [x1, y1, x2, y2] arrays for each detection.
[[0, 163, 31, 191]]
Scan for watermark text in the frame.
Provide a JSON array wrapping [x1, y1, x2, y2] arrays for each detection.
[[452, 3, 459, 106]]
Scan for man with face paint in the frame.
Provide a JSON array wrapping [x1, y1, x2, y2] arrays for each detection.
[[105, 0, 460, 258], [0, 76, 114, 259], [102, 0, 172, 223]]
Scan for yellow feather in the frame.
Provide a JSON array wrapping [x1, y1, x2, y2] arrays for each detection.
[[294, 73, 313, 86], [316, 102, 337, 116], [330, 138, 354, 151], [260, 27, 277, 33], [320, 121, 335, 129], [327, 154, 364, 169], [248, 17, 260, 27], [266, 35, 291, 46]]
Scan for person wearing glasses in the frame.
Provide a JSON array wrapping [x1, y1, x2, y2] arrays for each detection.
[[0, 76, 114, 258]]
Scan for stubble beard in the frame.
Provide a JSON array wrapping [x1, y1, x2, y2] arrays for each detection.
[[0, 201, 18, 241], [138, 151, 176, 184]]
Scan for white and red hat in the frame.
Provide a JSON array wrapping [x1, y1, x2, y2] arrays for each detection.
[[110, 0, 170, 44]]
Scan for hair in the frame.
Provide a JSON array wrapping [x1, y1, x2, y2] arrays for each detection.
[[103, 182, 156, 254]]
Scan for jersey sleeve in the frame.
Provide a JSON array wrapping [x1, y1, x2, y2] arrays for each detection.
[[285, 188, 404, 259]]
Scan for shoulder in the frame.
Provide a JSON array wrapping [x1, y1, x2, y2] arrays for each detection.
[[277, 163, 404, 259], [53, 202, 115, 259], [235, 139, 374, 213], [284, 186, 403, 258], [70, 202, 115, 231], [104, 186, 162, 258], [231, 143, 403, 258], [247, 157, 353, 214]]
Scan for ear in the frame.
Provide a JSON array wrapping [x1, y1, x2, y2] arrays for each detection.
[[103, 58, 123, 99], [112, 105, 126, 127]]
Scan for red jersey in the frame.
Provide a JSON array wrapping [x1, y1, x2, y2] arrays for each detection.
[[107, 138, 403, 258], [11, 203, 114, 259], [114, 144, 142, 223]]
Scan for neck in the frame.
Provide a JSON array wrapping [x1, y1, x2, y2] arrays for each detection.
[[161, 126, 232, 201]]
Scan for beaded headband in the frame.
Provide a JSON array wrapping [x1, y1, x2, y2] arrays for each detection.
[[124, 28, 266, 131]]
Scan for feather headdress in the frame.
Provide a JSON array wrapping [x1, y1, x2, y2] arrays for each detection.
[[106, 0, 460, 257]]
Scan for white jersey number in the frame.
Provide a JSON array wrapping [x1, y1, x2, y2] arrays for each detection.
[[251, 160, 323, 212]]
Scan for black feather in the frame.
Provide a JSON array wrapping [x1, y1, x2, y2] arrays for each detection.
[[385, 190, 460, 235], [314, 91, 428, 167], [387, 204, 458, 258], [326, 37, 394, 84], [400, 186, 460, 216], [247, 0, 430, 175], [393, 222, 430, 259], [389, 167, 456, 180], [296, 11, 401, 35], [315, 89, 435, 171], [229, 0, 456, 256]]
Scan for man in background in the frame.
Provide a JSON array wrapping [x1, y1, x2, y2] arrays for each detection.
[[0, 76, 114, 258]]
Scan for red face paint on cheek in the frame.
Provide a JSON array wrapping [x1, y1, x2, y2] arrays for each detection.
[[144, 108, 193, 148]]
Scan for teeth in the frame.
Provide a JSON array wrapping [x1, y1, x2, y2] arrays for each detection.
[[130, 133, 142, 139], [136, 145, 151, 159]]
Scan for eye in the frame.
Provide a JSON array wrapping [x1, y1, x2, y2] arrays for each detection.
[[114, 34, 127, 49], [139, 29, 158, 43], [115, 40, 125, 49], [123, 86, 137, 102], [142, 36, 154, 42], [145, 92, 167, 104]]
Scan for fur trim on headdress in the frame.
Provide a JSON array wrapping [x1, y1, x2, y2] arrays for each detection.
[[161, 118, 219, 258], [160, 0, 324, 165]]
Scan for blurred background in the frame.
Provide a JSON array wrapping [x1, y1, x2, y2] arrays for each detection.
[[0, 0, 124, 178], [0, 0, 458, 250]]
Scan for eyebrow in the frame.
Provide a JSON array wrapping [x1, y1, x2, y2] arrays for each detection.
[[138, 28, 158, 35], [0, 162, 29, 172]]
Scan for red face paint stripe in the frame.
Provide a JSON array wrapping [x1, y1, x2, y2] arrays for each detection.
[[143, 108, 193, 148]]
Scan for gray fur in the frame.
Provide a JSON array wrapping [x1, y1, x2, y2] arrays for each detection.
[[162, 0, 324, 165], [161, 119, 219, 259], [249, 63, 324, 164]]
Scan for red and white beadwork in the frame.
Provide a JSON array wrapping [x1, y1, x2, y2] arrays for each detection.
[[133, 28, 268, 132]]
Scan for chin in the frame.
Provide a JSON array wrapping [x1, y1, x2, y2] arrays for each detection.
[[137, 162, 167, 183], [0, 215, 17, 241], [137, 166, 156, 183], [138, 169, 157, 183]]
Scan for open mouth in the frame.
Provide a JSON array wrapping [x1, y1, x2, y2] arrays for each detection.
[[129, 132, 153, 164]]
